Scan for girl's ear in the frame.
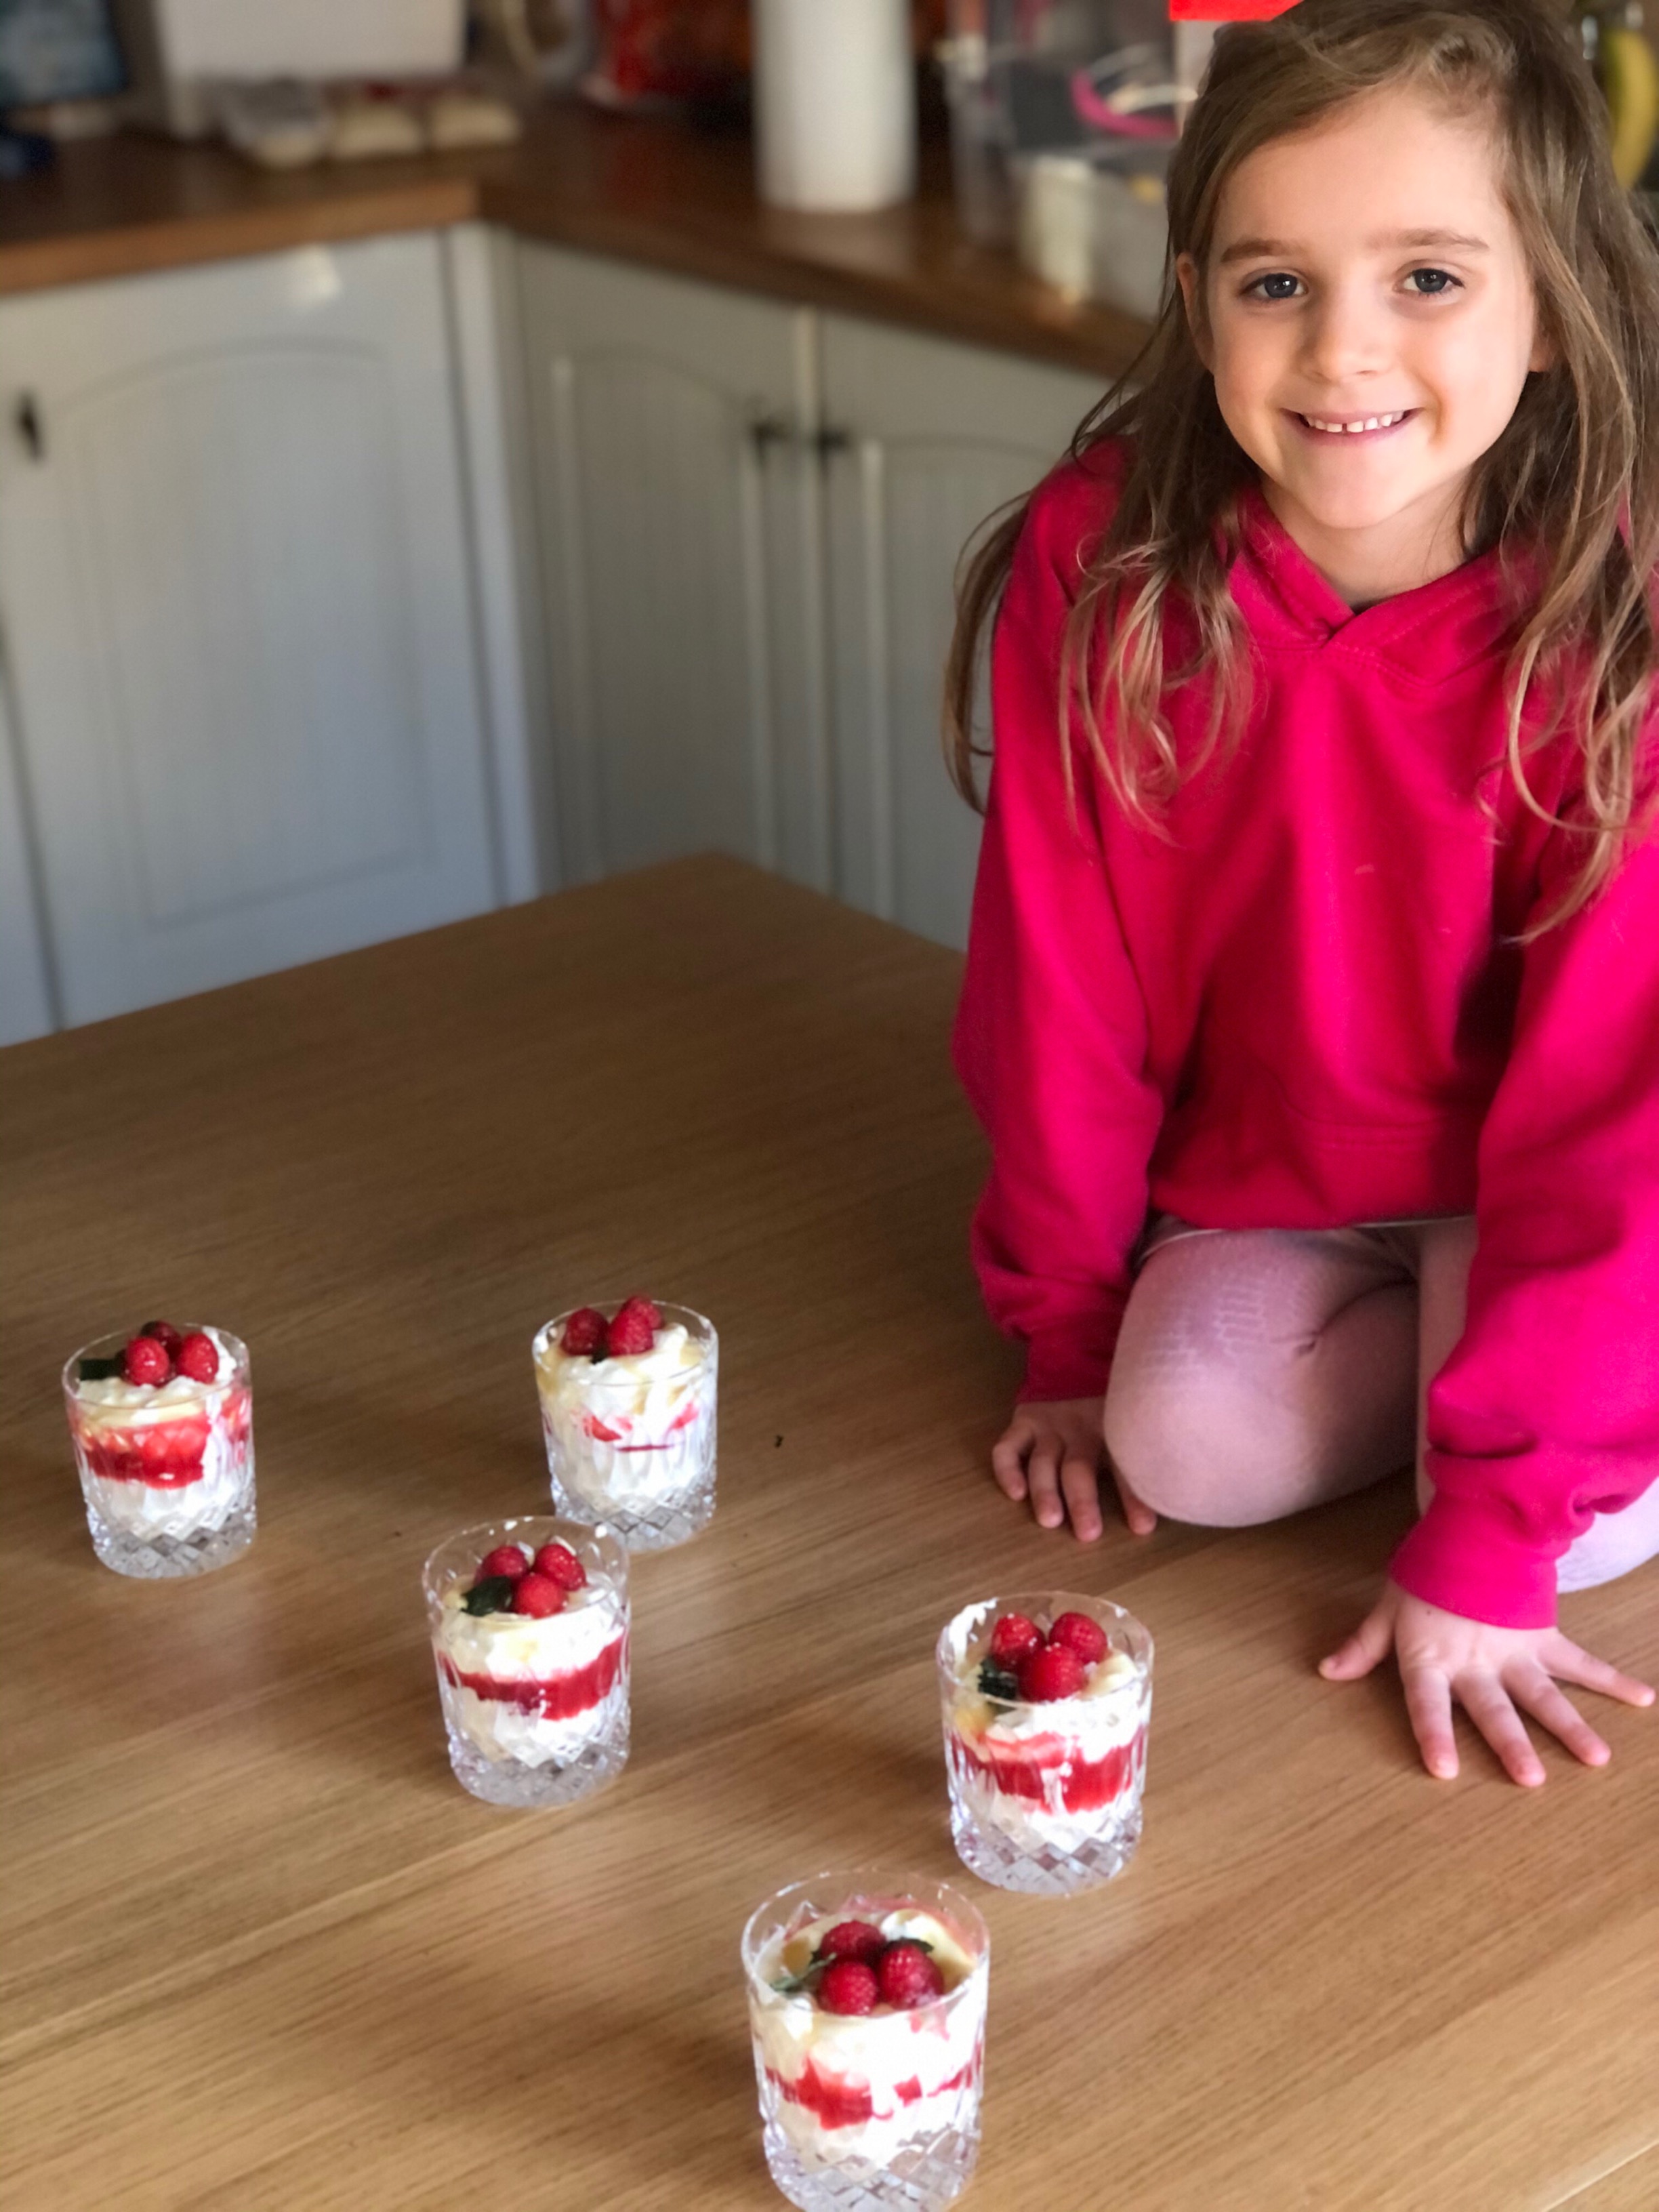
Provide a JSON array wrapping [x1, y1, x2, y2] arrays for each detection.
[[1176, 253, 1215, 369]]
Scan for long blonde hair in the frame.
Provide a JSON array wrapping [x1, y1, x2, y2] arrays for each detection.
[[945, 0, 1659, 921]]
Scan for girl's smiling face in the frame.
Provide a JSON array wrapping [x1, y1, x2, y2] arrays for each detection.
[[1178, 85, 1551, 604]]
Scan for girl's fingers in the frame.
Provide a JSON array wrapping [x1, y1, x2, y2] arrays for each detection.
[[1456, 1672, 1545, 1787], [1113, 1469, 1158, 1537], [1508, 1667, 1610, 1768], [1541, 1638, 1656, 1709], [1025, 1439, 1067, 1529], [989, 1426, 1032, 1502], [1401, 1666, 1458, 1780], [1059, 1453, 1104, 1542], [1318, 1603, 1393, 1681]]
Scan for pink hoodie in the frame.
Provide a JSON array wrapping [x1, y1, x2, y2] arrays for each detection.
[[954, 447, 1659, 1628]]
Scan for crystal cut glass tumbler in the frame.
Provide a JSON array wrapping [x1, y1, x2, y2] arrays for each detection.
[[532, 1301, 717, 1550], [938, 1592, 1153, 1895], [424, 1517, 630, 1809], [743, 1868, 989, 2212], [64, 1326, 255, 1578]]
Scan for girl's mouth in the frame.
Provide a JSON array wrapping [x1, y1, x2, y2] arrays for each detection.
[[1290, 409, 1418, 439]]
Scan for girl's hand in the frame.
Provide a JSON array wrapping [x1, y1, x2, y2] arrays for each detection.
[[990, 1398, 1157, 1540], [1319, 1581, 1655, 1785]]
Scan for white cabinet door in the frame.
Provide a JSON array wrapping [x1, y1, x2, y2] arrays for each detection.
[[0, 236, 499, 1025], [821, 318, 1104, 948], [518, 245, 830, 890], [0, 670, 57, 1043]]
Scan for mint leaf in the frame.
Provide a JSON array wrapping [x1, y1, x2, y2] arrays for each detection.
[[977, 1662, 1021, 1704], [77, 1353, 125, 1382], [462, 1576, 518, 1616]]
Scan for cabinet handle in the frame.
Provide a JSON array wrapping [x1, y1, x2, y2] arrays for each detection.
[[745, 409, 794, 458], [813, 424, 853, 462], [16, 393, 45, 462]]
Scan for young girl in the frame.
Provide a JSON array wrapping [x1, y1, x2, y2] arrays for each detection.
[[949, 0, 1659, 1788]]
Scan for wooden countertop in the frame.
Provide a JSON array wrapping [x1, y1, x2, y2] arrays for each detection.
[[0, 102, 1150, 377], [2, 857, 1656, 2208]]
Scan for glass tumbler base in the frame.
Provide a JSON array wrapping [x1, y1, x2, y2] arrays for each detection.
[[547, 1474, 715, 1553], [445, 1717, 630, 1809], [86, 1500, 257, 1580], [949, 1796, 1143, 1896], [762, 2123, 979, 2212]]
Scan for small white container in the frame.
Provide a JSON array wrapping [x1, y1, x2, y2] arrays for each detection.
[[112, 0, 466, 136], [1015, 148, 1171, 321], [753, 0, 916, 212]]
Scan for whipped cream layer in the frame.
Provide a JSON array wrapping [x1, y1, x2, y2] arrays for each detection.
[[750, 1907, 986, 2170], [71, 1330, 253, 1539], [943, 1607, 1149, 1854], [535, 1319, 714, 1511], [434, 1577, 628, 1769]]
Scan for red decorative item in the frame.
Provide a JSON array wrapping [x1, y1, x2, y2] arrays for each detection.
[[1169, 0, 1296, 18], [587, 0, 750, 108]]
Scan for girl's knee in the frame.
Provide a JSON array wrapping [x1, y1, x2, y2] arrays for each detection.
[[1104, 1372, 1308, 1528]]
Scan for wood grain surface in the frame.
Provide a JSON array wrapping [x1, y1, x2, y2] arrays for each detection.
[[1, 857, 1654, 2211], [0, 107, 1149, 378]]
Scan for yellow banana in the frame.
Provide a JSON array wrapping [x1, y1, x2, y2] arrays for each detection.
[[1601, 22, 1659, 188]]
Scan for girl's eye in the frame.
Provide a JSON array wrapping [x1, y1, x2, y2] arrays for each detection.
[[1406, 267, 1460, 295], [1246, 271, 1303, 301]]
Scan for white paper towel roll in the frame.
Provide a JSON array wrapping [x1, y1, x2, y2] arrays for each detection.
[[754, 0, 916, 213]]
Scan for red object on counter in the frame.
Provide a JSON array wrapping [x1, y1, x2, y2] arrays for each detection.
[[1168, 1, 1296, 18]]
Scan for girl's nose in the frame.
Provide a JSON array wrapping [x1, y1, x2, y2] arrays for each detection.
[[1300, 284, 1393, 386]]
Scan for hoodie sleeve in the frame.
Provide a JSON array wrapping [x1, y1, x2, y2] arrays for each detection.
[[952, 471, 1165, 1403], [1389, 794, 1659, 1629]]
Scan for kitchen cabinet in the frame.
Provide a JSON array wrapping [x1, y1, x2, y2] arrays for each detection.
[[820, 317, 1104, 948], [0, 234, 501, 1025], [516, 243, 1104, 947], [518, 244, 832, 893], [0, 674, 56, 1044]]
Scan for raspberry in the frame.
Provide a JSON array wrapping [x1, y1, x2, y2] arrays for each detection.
[[606, 1296, 659, 1356], [817, 1920, 886, 1967], [123, 1334, 173, 1387], [560, 1307, 609, 1357], [175, 1332, 220, 1385], [1017, 1643, 1085, 1703], [877, 1942, 945, 2010], [817, 1961, 879, 2015], [1047, 1612, 1109, 1666], [478, 1544, 530, 1581], [510, 1572, 566, 1618], [988, 1612, 1044, 1668], [532, 1541, 587, 1591], [139, 1321, 184, 1355]]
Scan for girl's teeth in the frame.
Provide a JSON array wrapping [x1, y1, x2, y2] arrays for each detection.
[[1303, 411, 1408, 432]]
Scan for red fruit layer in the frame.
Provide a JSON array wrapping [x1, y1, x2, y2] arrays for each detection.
[[75, 1393, 250, 1488], [440, 1630, 626, 1719], [581, 1399, 701, 1450], [949, 1725, 1147, 1812], [766, 2049, 981, 2132]]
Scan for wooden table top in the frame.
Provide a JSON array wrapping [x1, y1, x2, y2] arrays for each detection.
[[2, 857, 1654, 2211], [0, 104, 1149, 380]]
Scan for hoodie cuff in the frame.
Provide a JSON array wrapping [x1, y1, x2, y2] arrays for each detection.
[[1015, 1306, 1126, 1406], [1389, 1490, 1559, 1629]]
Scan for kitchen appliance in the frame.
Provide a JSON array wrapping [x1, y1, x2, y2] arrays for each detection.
[[109, 0, 466, 137]]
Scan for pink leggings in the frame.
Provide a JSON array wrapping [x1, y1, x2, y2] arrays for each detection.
[[1102, 1216, 1659, 1595]]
